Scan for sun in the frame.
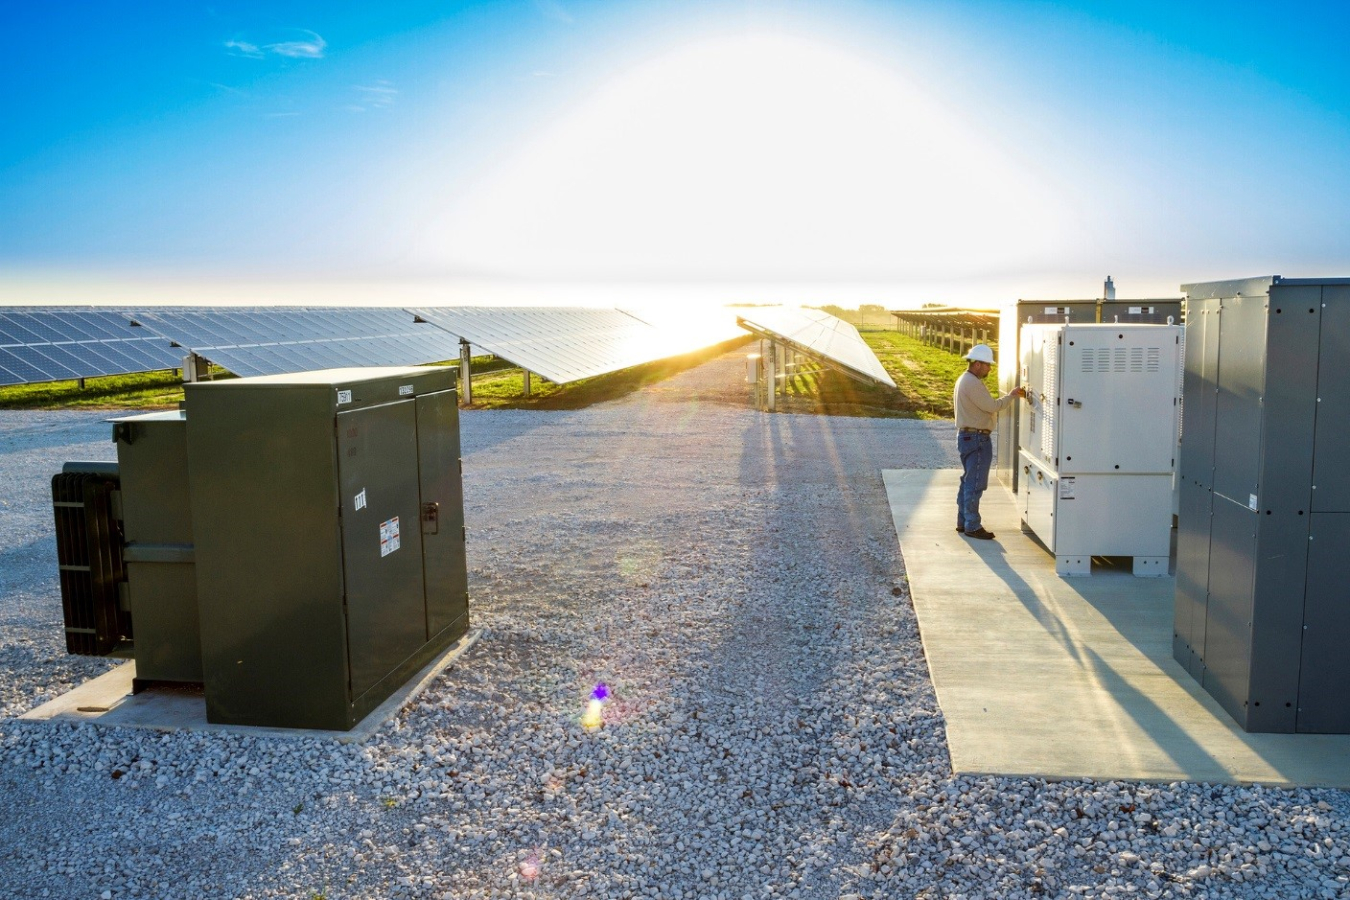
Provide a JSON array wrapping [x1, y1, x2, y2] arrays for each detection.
[[411, 33, 1070, 281]]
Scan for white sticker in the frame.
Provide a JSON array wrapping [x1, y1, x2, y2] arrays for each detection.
[[1060, 476, 1076, 500], [354, 489, 367, 511], [398, 384, 414, 396], [337, 389, 353, 405], [1249, 493, 1258, 511], [380, 516, 401, 557], [1129, 306, 1143, 314], [1044, 306, 1060, 315]]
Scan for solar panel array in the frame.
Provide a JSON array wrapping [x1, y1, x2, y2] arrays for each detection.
[[127, 307, 459, 377], [0, 307, 183, 387], [408, 306, 745, 384], [736, 307, 897, 389], [0, 303, 751, 388]]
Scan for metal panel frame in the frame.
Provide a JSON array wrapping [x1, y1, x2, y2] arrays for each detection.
[[1210, 294, 1267, 510]]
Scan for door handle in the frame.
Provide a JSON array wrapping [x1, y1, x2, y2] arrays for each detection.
[[421, 501, 440, 534]]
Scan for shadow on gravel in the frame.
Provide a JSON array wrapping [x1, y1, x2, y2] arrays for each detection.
[[663, 410, 957, 892]]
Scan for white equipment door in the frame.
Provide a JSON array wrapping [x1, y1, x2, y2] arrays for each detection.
[[1056, 325, 1181, 474]]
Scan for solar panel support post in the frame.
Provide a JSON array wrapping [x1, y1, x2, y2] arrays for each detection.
[[458, 340, 473, 406], [183, 353, 206, 384], [765, 341, 777, 413], [522, 369, 532, 397]]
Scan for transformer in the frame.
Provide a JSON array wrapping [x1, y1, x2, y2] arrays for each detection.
[[55, 366, 470, 731]]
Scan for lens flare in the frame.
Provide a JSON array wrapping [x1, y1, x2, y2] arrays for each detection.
[[582, 682, 610, 729]]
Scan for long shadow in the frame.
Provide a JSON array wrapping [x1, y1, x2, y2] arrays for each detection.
[[642, 410, 963, 893], [898, 470, 1324, 784]]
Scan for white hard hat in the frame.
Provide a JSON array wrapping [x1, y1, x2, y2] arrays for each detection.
[[965, 343, 995, 364]]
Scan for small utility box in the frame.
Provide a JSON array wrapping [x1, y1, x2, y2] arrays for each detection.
[[184, 367, 468, 730], [1018, 322, 1182, 575]]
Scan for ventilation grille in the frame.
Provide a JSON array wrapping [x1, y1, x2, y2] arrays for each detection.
[[52, 472, 130, 656], [1080, 347, 1164, 374], [1041, 345, 1057, 462]]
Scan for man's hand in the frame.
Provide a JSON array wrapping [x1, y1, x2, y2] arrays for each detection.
[[1013, 386, 1026, 399]]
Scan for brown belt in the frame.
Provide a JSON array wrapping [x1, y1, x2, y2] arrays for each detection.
[[959, 427, 991, 434]]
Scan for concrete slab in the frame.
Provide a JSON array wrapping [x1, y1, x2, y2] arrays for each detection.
[[19, 629, 481, 743], [884, 469, 1350, 788]]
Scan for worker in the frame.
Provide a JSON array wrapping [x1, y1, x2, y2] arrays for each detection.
[[953, 343, 1023, 540]]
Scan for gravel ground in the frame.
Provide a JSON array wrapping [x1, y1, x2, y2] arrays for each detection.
[[1, 352, 1348, 900]]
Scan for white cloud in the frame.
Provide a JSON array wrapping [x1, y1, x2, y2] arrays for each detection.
[[224, 39, 263, 59], [265, 31, 327, 59], [226, 29, 326, 60]]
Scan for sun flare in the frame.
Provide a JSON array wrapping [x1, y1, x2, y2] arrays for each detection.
[[415, 34, 1069, 280]]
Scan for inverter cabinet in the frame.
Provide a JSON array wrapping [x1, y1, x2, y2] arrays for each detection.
[[1017, 323, 1181, 576], [1173, 276, 1350, 734], [996, 299, 1182, 495], [184, 367, 469, 730]]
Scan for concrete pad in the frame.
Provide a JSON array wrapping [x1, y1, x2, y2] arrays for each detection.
[[884, 469, 1350, 788], [19, 629, 481, 743]]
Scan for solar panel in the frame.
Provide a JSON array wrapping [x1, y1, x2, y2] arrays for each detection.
[[735, 307, 896, 389], [0, 307, 185, 387], [127, 307, 460, 377], [407, 306, 748, 384]]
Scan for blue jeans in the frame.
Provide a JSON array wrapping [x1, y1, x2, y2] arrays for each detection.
[[957, 432, 992, 532]]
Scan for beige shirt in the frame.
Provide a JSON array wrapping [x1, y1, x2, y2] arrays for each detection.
[[954, 370, 1016, 431]]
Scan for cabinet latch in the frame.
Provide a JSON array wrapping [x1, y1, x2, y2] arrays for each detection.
[[421, 501, 440, 534]]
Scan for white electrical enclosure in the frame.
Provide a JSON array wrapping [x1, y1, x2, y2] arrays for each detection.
[[1017, 323, 1182, 576]]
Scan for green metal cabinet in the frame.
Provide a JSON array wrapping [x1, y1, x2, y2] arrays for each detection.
[[184, 367, 469, 730], [110, 410, 202, 686]]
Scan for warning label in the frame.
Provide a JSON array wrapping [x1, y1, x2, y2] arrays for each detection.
[[379, 516, 401, 556], [1060, 476, 1076, 500]]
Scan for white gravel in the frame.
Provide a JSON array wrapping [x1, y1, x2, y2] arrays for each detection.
[[1, 352, 1348, 900]]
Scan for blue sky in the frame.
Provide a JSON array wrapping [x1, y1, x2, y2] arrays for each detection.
[[2, 1, 1349, 306]]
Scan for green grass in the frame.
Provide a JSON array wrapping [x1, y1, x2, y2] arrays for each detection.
[[769, 329, 999, 419], [0, 369, 189, 409]]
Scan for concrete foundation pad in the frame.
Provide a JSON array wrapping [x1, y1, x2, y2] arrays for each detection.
[[884, 469, 1350, 788], [19, 629, 481, 743]]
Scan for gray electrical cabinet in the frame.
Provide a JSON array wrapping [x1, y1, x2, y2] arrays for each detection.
[[110, 410, 201, 687], [1173, 276, 1350, 733], [184, 367, 469, 730], [1099, 300, 1182, 325]]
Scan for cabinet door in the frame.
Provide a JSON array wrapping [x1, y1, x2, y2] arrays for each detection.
[[416, 389, 469, 639], [337, 401, 428, 701]]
